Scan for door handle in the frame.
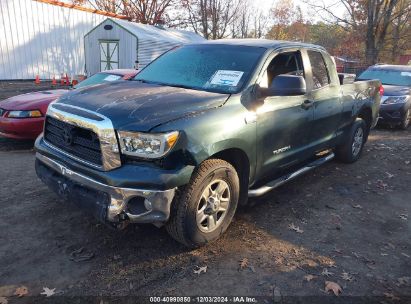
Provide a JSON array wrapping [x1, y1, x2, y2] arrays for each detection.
[[302, 99, 314, 110]]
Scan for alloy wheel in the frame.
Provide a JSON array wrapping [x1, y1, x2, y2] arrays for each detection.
[[352, 127, 364, 157], [196, 179, 231, 233]]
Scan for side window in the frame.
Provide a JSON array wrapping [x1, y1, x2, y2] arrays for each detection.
[[307, 51, 330, 89], [260, 51, 305, 88]]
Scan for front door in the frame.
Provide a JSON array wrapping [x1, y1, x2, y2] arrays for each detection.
[[256, 49, 314, 180], [99, 41, 119, 71]]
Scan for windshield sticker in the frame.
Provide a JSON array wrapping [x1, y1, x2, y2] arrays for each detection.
[[104, 75, 122, 81], [209, 70, 244, 86], [401, 72, 411, 77]]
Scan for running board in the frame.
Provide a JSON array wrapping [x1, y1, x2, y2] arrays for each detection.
[[248, 153, 335, 197]]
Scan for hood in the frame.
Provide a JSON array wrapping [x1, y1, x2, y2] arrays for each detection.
[[383, 85, 410, 96], [57, 81, 229, 131], [0, 89, 68, 111]]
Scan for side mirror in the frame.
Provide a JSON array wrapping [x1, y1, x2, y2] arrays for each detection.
[[268, 75, 306, 96]]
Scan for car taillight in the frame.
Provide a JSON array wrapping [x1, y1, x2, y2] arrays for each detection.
[[379, 85, 384, 96]]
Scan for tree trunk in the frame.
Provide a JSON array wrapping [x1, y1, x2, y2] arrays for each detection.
[[365, 0, 378, 65]]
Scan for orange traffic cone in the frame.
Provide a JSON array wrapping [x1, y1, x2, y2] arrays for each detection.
[[35, 75, 40, 85], [52, 76, 57, 86], [72, 79, 78, 86], [60, 74, 65, 85]]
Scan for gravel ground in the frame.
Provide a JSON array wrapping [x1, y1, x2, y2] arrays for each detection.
[[0, 83, 410, 303]]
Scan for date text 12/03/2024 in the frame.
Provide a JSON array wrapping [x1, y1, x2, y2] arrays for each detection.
[[149, 296, 258, 303]]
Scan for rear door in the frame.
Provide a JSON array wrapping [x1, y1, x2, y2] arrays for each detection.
[[305, 50, 342, 149], [256, 48, 315, 179]]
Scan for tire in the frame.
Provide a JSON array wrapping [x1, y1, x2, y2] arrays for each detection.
[[335, 118, 367, 163], [399, 108, 410, 130], [166, 159, 239, 248]]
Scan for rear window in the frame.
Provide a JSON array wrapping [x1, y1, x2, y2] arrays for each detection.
[[307, 51, 330, 89], [358, 69, 411, 86]]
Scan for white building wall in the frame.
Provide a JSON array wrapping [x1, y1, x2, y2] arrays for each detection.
[[0, 0, 106, 80]]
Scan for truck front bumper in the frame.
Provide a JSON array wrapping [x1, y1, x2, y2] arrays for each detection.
[[35, 152, 176, 227]]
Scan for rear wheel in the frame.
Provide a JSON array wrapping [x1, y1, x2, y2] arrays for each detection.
[[335, 118, 367, 163], [166, 159, 239, 248], [400, 108, 410, 130]]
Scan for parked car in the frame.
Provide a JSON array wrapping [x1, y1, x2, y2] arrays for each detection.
[[35, 40, 381, 247], [0, 69, 138, 140], [357, 64, 411, 129]]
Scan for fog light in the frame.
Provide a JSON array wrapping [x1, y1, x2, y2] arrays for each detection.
[[144, 199, 153, 211]]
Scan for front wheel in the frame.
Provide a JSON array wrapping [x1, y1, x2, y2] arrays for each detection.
[[400, 108, 410, 130], [335, 118, 367, 163], [166, 159, 239, 248]]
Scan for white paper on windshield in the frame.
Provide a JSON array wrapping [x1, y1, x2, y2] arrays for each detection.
[[401, 72, 411, 77], [104, 75, 122, 81], [209, 70, 244, 86]]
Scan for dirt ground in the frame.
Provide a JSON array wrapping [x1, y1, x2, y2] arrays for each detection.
[[0, 83, 410, 303]]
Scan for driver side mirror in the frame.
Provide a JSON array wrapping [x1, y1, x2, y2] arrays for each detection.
[[267, 75, 306, 96]]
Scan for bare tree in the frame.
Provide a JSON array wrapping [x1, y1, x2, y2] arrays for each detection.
[[182, 0, 241, 39], [302, 0, 411, 64], [72, 0, 175, 24]]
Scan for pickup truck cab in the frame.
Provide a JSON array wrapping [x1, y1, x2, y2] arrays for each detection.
[[35, 39, 381, 247]]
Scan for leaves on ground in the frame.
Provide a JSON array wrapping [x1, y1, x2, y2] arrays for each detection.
[[352, 204, 363, 209], [304, 274, 317, 282], [385, 172, 394, 178], [325, 281, 342, 296], [288, 223, 303, 233], [14, 286, 28, 297], [397, 277, 410, 286], [322, 268, 333, 277], [193, 266, 207, 275], [341, 272, 353, 281], [384, 292, 400, 301], [398, 214, 408, 221], [239, 258, 249, 270], [0, 297, 7, 304], [69, 247, 94, 262], [40, 287, 56, 297]]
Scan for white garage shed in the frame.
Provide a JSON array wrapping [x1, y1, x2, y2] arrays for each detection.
[[84, 18, 205, 76]]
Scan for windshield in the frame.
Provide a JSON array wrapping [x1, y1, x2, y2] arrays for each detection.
[[134, 44, 266, 94], [74, 73, 123, 89], [358, 69, 411, 86]]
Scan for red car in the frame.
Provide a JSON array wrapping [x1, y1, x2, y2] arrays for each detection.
[[0, 69, 137, 140]]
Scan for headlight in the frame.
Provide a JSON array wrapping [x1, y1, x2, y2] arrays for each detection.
[[383, 96, 408, 104], [117, 131, 179, 158], [7, 110, 42, 118]]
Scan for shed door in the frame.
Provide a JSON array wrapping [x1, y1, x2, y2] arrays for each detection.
[[100, 41, 119, 71]]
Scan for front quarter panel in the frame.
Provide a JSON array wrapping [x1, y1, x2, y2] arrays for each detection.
[[152, 95, 257, 184]]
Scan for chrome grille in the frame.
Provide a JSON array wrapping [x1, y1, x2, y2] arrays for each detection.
[[44, 116, 103, 166]]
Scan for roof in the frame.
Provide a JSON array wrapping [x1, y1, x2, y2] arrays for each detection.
[[370, 64, 411, 71], [34, 0, 130, 19], [93, 18, 205, 44], [100, 69, 138, 76], [334, 56, 360, 63], [198, 38, 327, 50]]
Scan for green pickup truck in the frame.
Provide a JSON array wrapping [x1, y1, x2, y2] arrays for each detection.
[[35, 39, 381, 247]]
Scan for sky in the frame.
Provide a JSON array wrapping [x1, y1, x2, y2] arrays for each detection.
[[252, 0, 346, 22]]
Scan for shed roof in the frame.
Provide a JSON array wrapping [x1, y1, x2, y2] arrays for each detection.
[[89, 18, 205, 44]]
